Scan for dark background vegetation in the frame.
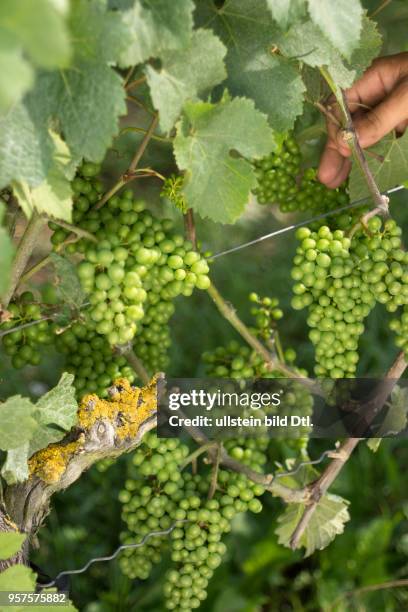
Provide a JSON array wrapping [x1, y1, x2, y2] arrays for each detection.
[[1, 1, 408, 610]]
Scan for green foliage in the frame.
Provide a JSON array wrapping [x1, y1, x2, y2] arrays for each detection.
[[349, 131, 408, 201], [174, 95, 276, 223], [119, 0, 194, 66], [275, 493, 350, 557], [146, 28, 227, 133], [307, 0, 363, 59], [0, 531, 26, 560], [0, 373, 77, 484], [50, 253, 87, 312], [199, 0, 306, 132]]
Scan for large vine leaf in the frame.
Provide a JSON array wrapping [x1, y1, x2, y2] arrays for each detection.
[[0, 374, 78, 485], [69, 0, 132, 65], [349, 131, 408, 201], [348, 14, 382, 80], [0, 35, 33, 114], [50, 253, 87, 310], [0, 0, 70, 70], [275, 494, 350, 556], [0, 101, 55, 188], [12, 132, 74, 221], [174, 95, 276, 223], [266, 0, 306, 30], [119, 0, 194, 66], [197, 0, 305, 132], [307, 0, 363, 60], [0, 201, 15, 297], [30, 373, 78, 455], [277, 21, 356, 89], [0, 397, 36, 450], [0, 532, 26, 561], [146, 29, 227, 133]]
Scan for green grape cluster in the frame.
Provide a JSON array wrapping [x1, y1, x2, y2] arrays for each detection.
[[119, 432, 265, 612], [1, 292, 54, 368], [252, 134, 348, 213], [248, 292, 283, 342], [56, 322, 135, 398], [57, 164, 210, 347], [292, 217, 408, 377]]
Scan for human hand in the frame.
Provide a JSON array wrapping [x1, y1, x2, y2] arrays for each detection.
[[318, 52, 408, 188]]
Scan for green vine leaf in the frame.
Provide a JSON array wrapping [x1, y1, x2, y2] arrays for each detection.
[[266, 0, 306, 30], [119, 0, 194, 66], [0, 532, 26, 561], [0, 36, 34, 114], [347, 14, 382, 80], [146, 28, 227, 133], [0, 374, 78, 485], [277, 21, 356, 89], [50, 253, 87, 310], [174, 95, 276, 223], [307, 0, 363, 60], [349, 131, 408, 201], [69, 0, 132, 66], [0, 397, 36, 450], [275, 494, 350, 556], [197, 0, 305, 132], [12, 132, 74, 221]]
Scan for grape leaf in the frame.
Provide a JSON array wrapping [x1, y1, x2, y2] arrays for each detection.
[[266, 0, 306, 29], [50, 253, 87, 310], [146, 29, 227, 133], [69, 0, 132, 65], [0, 374, 78, 485], [0, 201, 15, 297], [0, 34, 33, 114], [0, 397, 37, 450], [196, 0, 305, 132], [368, 386, 408, 452], [119, 0, 194, 66], [1, 445, 30, 485], [174, 95, 276, 223], [349, 131, 408, 201], [307, 0, 363, 59], [30, 372, 77, 454], [275, 494, 350, 556], [12, 133, 73, 221], [0, 564, 36, 592], [0, 101, 55, 188], [0, 0, 71, 69], [0, 532, 26, 561], [347, 14, 382, 80], [277, 21, 356, 89], [31, 61, 126, 163]]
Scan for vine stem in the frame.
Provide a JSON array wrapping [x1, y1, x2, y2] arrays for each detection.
[[208, 443, 222, 499], [328, 578, 408, 610], [94, 113, 159, 210], [339, 89, 389, 217], [180, 442, 216, 470], [2, 212, 47, 309], [120, 346, 150, 385], [206, 282, 317, 388], [45, 217, 97, 243], [184, 209, 197, 249], [289, 351, 408, 550]]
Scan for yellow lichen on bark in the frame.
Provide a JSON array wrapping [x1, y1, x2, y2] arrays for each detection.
[[29, 376, 158, 484]]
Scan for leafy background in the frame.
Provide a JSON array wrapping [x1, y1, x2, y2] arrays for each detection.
[[0, 0, 408, 610]]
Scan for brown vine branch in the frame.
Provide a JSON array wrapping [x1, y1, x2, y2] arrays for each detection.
[[289, 351, 407, 550], [95, 113, 159, 210], [184, 209, 197, 249], [207, 443, 221, 499]]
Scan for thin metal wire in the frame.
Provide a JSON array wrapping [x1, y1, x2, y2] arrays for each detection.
[[210, 185, 406, 260], [38, 522, 186, 589], [274, 447, 339, 479]]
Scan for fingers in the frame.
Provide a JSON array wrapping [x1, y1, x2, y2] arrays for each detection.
[[318, 53, 408, 187], [351, 78, 408, 148]]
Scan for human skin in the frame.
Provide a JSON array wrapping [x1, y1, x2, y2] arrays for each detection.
[[318, 52, 408, 188]]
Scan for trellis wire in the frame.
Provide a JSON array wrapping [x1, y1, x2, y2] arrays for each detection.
[[38, 522, 187, 589], [210, 185, 405, 260]]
